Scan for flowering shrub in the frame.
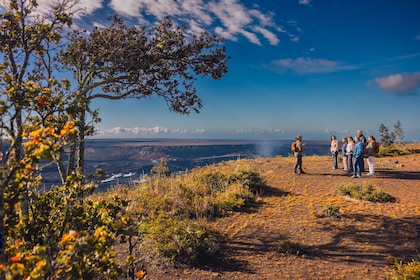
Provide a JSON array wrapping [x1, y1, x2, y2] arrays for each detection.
[[0, 120, 138, 279]]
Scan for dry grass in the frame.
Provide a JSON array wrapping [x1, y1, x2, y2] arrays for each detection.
[[125, 144, 420, 280]]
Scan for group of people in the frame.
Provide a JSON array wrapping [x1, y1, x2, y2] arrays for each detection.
[[292, 130, 379, 178], [330, 130, 379, 177]]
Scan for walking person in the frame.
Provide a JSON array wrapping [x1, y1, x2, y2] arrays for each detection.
[[346, 136, 355, 174], [330, 135, 339, 169], [341, 136, 348, 171], [292, 135, 305, 174], [352, 136, 364, 178], [365, 135, 377, 176]]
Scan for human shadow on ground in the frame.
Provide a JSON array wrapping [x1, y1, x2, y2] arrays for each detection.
[[375, 169, 420, 180], [312, 214, 420, 265]]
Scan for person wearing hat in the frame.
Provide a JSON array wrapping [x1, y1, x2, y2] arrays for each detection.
[[293, 134, 306, 174]]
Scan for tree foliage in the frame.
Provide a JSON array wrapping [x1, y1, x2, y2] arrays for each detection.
[[0, 0, 229, 279], [393, 120, 404, 143], [57, 15, 229, 174], [379, 121, 404, 147]]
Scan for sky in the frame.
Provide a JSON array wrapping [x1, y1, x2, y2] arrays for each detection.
[[10, 0, 420, 140]]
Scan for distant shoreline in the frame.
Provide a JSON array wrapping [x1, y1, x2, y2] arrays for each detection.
[[86, 138, 330, 147]]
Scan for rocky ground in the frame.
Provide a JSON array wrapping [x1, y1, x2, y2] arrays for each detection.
[[135, 149, 420, 280]]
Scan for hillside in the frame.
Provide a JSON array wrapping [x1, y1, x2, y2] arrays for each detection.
[[136, 150, 420, 280]]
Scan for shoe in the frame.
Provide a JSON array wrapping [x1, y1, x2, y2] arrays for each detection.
[[300, 170, 306, 174], [351, 175, 359, 178], [367, 173, 375, 177]]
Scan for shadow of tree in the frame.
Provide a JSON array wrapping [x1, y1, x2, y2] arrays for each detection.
[[313, 214, 420, 265]]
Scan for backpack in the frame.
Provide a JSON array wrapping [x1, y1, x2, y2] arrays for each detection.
[[291, 141, 298, 152], [374, 142, 380, 154]]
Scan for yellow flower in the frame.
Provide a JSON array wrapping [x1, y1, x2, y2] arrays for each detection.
[[135, 270, 146, 279]]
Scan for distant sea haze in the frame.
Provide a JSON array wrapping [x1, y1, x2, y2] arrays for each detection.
[[12, 139, 331, 189]]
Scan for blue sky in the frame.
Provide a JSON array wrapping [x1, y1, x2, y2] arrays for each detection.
[[30, 1, 420, 140]]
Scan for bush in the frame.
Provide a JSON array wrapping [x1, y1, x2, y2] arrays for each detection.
[[278, 240, 309, 256], [386, 259, 420, 280], [337, 184, 396, 203], [323, 204, 341, 219], [142, 214, 221, 265]]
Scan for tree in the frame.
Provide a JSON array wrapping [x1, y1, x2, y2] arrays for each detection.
[[0, 0, 77, 251], [57, 16, 229, 176], [151, 158, 171, 178], [379, 124, 393, 146], [0, 1, 126, 278], [393, 120, 404, 143]]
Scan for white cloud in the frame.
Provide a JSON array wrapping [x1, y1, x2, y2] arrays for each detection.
[[98, 126, 170, 136], [271, 57, 358, 74], [96, 127, 211, 137], [0, 0, 103, 20], [374, 72, 420, 96], [253, 26, 279, 45], [109, 0, 142, 17], [0, 1, 297, 51], [106, 0, 283, 46], [299, 0, 311, 5], [193, 129, 206, 135]]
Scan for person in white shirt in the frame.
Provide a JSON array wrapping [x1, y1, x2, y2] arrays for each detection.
[[330, 135, 339, 169], [346, 136, 355, 174]]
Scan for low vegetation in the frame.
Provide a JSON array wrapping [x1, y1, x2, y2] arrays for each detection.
[[337, 183, 396, 203], [386, 259, 420, 280], [323, 204, 342, 219], [278, 240, 310, 256], [95, 161, 265, 267]]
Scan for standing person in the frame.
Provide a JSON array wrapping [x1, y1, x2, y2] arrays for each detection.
[[292, 135, 305, 174], [341, 136, 348, 171], [346, 136, 355, 174], [330, 135, 339, 169], [352, 136, 364, 178], [365, 135, 377, 176], [357, 130, 367, 172]]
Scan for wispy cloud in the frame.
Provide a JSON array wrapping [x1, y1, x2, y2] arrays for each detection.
[[236, 128, 287, 135], [96, 126, 208, 137], [1, 0, 301, 46], [271, 57, 357, 74], [102, 0, 286, 46], [299, 0, 312, 6], [374, 72, 420, 96]]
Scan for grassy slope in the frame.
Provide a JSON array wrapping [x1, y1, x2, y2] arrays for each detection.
[[106, 144, 420, 280]]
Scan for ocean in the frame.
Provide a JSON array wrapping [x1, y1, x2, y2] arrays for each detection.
[[29, 139, 331, 189]]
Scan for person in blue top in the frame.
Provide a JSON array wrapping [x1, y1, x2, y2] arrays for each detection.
[[352, 136, 364, 178]]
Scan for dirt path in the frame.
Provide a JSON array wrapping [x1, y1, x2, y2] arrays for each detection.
[[144, 154, 420, 280]]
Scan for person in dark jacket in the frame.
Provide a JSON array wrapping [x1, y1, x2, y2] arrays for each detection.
[[293, 135, 306, 174]]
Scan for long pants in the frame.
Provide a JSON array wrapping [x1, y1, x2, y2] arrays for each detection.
[[332, 152, 338, 169], [342, 155, 348, 170], [347, 154, 353, 173], [367, 156, 375, 174], [353, 156, 363, 176], [294, 155, 302, 171], [361, 157, 365, 172]]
